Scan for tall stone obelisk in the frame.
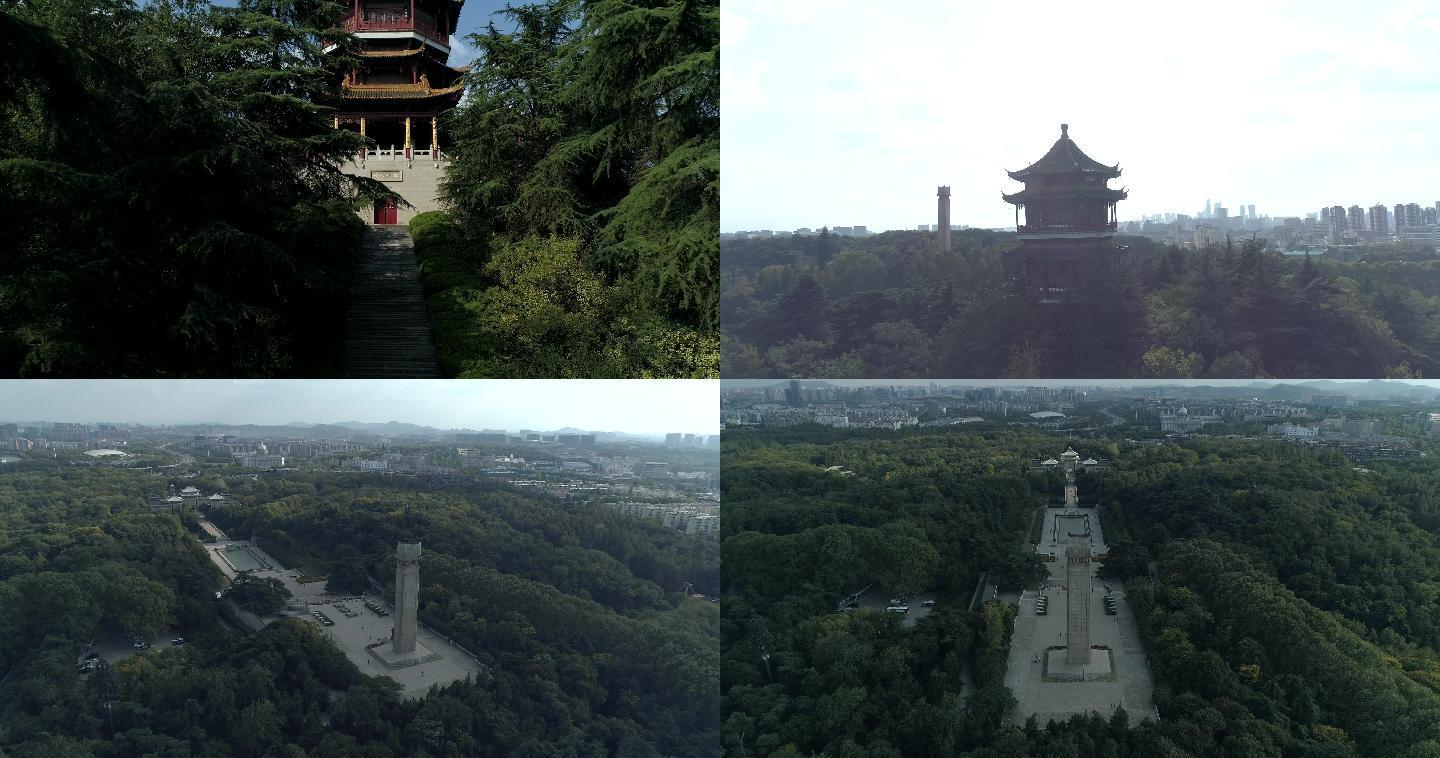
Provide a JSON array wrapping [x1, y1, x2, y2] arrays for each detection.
[[1066, 543, 1091, 664], [394, 541, 421, 655]]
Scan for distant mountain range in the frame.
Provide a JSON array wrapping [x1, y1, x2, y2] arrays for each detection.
[[171, 420, 671, 441], [1139, 380, 1440, 402]]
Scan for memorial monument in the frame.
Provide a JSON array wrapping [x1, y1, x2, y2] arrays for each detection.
[[371, 540, 439, 667], [1065, 543, 1091, 664]]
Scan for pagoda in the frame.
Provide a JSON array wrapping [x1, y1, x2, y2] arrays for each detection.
[[1001, 124, 1127, 303], [328, 0, 468, 225]]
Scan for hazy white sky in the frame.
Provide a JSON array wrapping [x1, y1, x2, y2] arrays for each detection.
[[722, 0, 1440, 232], [0, 381, 718, 435]]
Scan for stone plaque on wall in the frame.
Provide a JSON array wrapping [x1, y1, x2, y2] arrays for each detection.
[[370, 170, 403, 182]]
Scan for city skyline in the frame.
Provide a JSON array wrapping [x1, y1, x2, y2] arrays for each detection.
[[0, 380, 719, 435], [722, 0, 1440, 232]]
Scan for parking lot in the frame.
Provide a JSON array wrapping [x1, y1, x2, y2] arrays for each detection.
[[854, 590, 939, 628], [78, 627, 187, 671]]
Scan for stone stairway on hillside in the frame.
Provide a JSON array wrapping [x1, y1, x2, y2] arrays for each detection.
[[342, 225, 441, 378]]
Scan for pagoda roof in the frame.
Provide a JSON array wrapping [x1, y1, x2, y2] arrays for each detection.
[[1002, 185, 1128, 206], [355, 47, 427, 59], [341, 82, 465, 100], [1007, 124, 1121, 181]]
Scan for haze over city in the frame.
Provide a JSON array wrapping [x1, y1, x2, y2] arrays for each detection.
[[0, 380, 719, 436], [721, 0, 1440, 232]]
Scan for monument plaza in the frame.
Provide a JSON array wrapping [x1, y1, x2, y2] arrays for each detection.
[[205, 538, 484, 699], [1003, 449, 1157, 724]]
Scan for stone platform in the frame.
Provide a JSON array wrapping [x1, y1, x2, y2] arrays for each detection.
[[1043, 646, 1115, 682], [369, 640, 440, 669]]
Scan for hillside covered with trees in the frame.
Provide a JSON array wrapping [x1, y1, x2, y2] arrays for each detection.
[[411, 0, 720, 378], [0, 466, 718, 756], [721, 424, 1440, 756], [721, 231, 1440, 378]]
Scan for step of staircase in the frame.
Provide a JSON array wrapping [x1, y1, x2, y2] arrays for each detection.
[[342, 224, 442, 378]]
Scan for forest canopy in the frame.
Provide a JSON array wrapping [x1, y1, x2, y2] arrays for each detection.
[[721, 230, 1440, 379], [0, 465, 719, 756]]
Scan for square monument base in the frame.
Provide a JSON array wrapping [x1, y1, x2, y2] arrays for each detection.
[[1043, 647, 1114, 682], [369, 641, 440, 669]]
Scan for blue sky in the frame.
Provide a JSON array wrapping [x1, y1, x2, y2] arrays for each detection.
[[722, 0, 1440, 232], [447, 0, 513, 66], [0, 381, 720, 435]]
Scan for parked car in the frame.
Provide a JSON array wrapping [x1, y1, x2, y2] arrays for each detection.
[[171, 637, 185, 645], [885, 605, 910, 614], [922, 600, 936, 607]]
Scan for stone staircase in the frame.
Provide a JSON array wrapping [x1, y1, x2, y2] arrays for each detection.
[[342, 225, 441, 378]]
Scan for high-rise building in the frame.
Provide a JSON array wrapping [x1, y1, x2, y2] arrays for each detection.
[[1247, 204, 1256, 219], [937, 186, 952, 252], [52, 423, 90, 443], [1329, 205, 1347, 236], [1425, 206, 1439, 226], [1369, 204, 1390, 236], [1396, 203, 1424, 229], [1002, 124, 1126, 304], [1348, 205, 1366, 233]]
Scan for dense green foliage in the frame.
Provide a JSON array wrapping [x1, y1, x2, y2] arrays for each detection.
[[721, 427, 1060, 755], [1, 465, 718, 755], [721, 230, 1440, 378], [226, 574, 291, 614], [425, 0, 720, 377], [722, 424, 1440, 756], [410, 210, 717, 377], [0, 0, 391, 376]]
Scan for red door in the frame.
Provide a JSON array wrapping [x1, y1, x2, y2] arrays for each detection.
[[373, 199, 398, 225]]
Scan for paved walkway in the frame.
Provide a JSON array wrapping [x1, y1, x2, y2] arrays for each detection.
[[343, 225, 441, 377]]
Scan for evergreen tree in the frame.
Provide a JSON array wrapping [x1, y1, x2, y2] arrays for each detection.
[[0, 0, 390, 376]]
